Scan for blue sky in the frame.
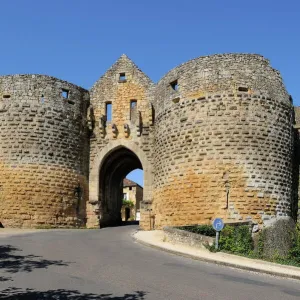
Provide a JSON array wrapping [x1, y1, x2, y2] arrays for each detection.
[[0, 0, 299, 186]]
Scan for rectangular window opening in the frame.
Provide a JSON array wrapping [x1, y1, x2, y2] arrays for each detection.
[[170, 80, 178, 91], [238, 87, 249, 92], [130, 100, 137, 120], [130, 100, 137, 109], [119, 73, 126, 81], [3, 95, 11, 99], [62, 89, 69, 99], [106, 102, 112, 122]]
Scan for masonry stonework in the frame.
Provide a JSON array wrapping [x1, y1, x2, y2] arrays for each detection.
[[0, 53, 298, 232], [153, 54, 294, 228], [0, 75, 90, 228]]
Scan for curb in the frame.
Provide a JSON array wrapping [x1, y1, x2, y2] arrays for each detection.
[[133, 232, 300, 281]]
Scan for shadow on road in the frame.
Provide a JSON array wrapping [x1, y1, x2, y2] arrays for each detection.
[[0, 244, 70, 282], [100, 221, 139, 228], [0, 288, 147, 299], [121, 221, 139, 226]]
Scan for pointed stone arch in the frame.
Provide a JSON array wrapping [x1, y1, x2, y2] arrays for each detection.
[[87, 140, 153, 228]]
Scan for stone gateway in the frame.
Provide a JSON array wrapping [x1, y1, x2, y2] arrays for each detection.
[[0, 53, 299, 231]]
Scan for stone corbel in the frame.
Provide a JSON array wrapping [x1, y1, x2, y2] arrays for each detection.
[[87, 120, 93, 131], [112, 124, 118, 138], [124, 123, 130, 137], [89, 199, 99, 205], [141, 200, 152, 210], [149, 103, 155, 125], [87, 106, 95, 134], [99, 115, 107, 137], [136, 111, 142, 137]]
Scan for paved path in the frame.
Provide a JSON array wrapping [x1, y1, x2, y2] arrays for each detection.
[[0, 226, 300, 299], [134, 230, 300, 280]]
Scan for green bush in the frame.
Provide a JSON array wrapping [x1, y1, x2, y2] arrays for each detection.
[[218, 225, 253, 255], [179, 222, 300, 267], [177, 225, 216, 237], [122, 200, 134, 207], [289, 223, 300, 263]]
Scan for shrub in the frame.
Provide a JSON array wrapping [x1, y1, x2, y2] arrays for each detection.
[[289, 223, 300, 263], [177, 225, 216, 237], [218, 225, 253, 255], [122, 200, 134, 207], [178, 224, 254, 256]]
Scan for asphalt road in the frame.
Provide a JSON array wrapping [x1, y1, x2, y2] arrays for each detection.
[[1, 225, 300, 300]]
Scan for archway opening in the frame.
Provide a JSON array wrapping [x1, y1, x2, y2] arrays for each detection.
[[122, 169, 144, 224], [99, 147, 143, 227]]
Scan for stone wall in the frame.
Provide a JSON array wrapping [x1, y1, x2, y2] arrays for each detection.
[[293, 106, 300, 221], [0, 53, 297, 231], [163, 226, 214, 248], [0, 75, 90, 228], [136, 185, 143, 211], [88, 55, 155, 228], [153, 54, 294, 228]]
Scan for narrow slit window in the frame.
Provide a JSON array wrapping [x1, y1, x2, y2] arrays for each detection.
[[170, 80, 178, 91], [238, 87, 249, 92], [130, 100, 137, 109], [106, 102, 112, 122], [130, 100, 137, 119], [119, 73, 126, 81], [3, 95, 11, 99], [62, 89, 69, 99], [151, 104, 155, 125]]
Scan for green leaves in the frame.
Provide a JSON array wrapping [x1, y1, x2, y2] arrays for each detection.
[[177, 225, 216, 237], [219, 225, 253, 255], [288, 224, 300, 263], [122, 200, 134, 207]]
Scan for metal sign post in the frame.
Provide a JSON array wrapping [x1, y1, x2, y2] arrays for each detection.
[[215, 231, 220, 250], [212, 218, 224, 250]]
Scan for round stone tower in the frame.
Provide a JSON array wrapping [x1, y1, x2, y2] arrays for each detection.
[[0, 75, 90, 228], [153, 54, 294, 228]]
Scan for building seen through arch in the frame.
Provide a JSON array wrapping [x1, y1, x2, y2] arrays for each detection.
[[122, 178, 143, 222]]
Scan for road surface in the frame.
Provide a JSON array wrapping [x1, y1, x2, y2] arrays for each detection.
[[0, 225, 300, 299]]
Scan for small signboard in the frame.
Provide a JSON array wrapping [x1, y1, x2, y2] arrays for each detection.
[[212, 218, 224, 250], [212, 218, 224, 232]]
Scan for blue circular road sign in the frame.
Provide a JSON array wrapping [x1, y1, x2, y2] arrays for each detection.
[[212, 218, 224, 231]]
